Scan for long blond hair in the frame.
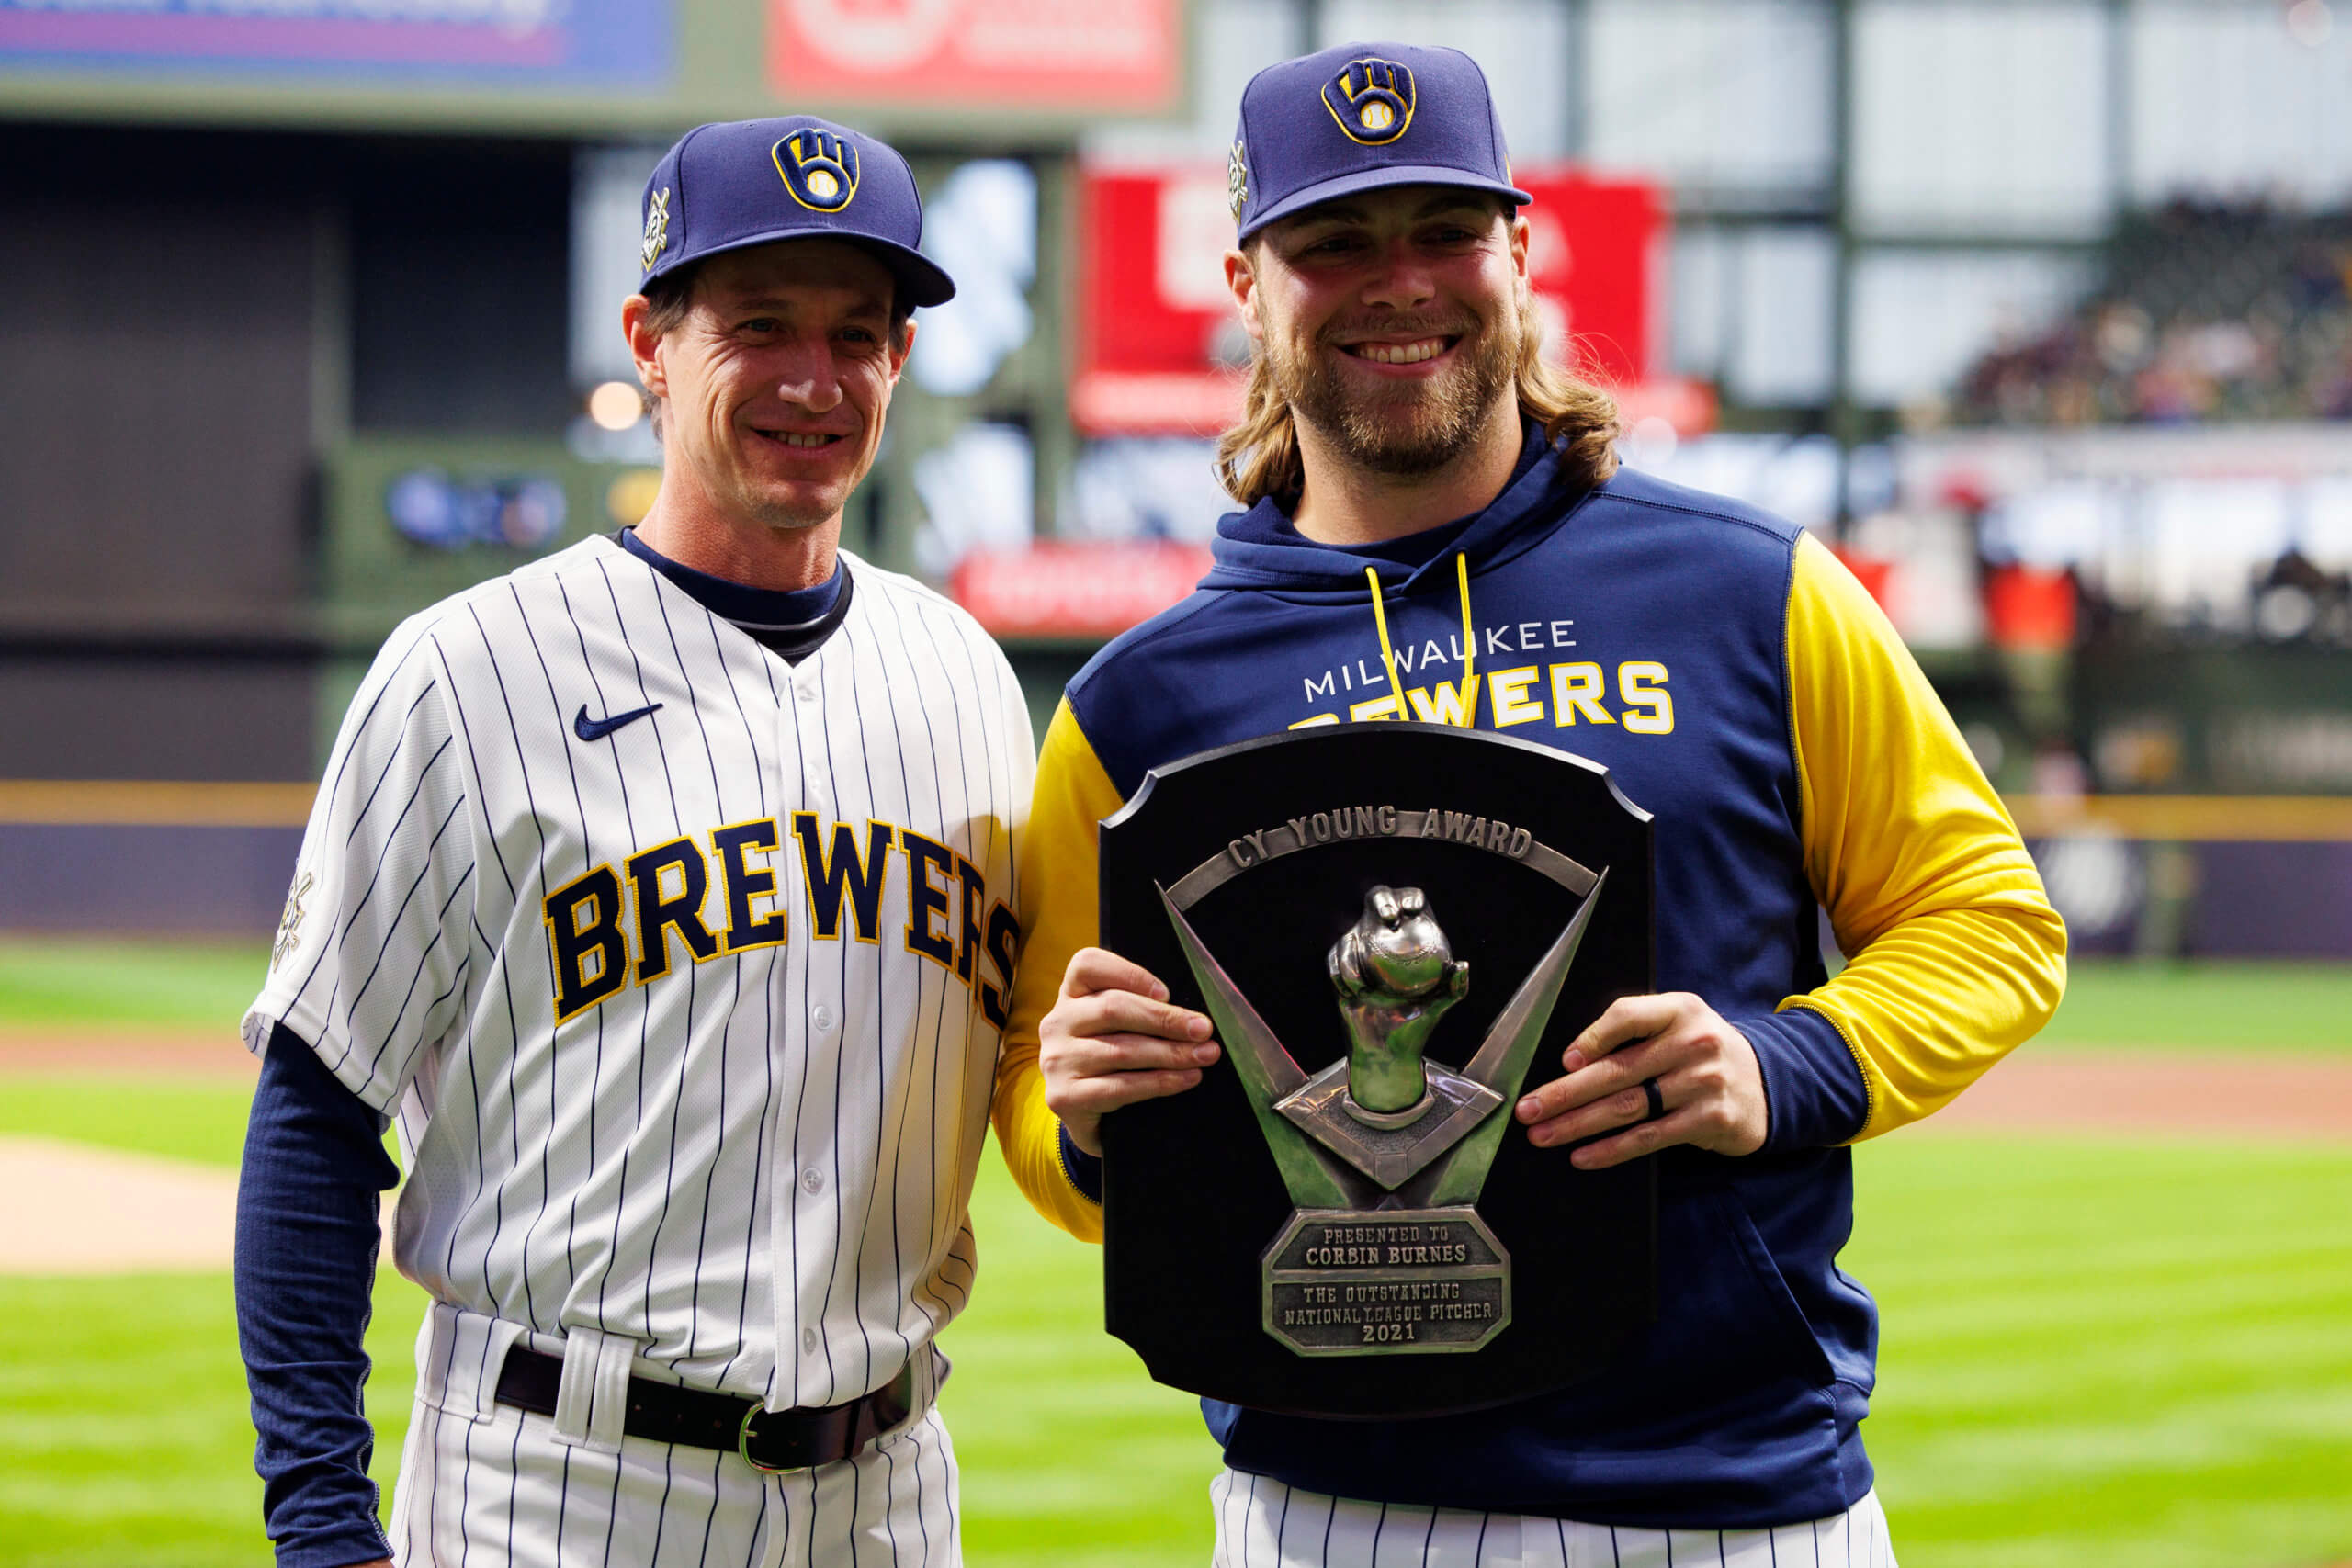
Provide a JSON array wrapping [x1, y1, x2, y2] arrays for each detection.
[[1213, 289, 1622, 508]]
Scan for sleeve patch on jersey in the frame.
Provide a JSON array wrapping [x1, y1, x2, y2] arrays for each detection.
[[270, 870, 314, 973]]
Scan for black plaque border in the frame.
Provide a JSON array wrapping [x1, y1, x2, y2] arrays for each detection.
[[1096, 722, 1660, 1420]]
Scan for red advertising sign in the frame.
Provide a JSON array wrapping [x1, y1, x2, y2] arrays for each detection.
[[1073, 164, 1707, 437], [770, 0, 1182, 112], [1073, 166, 1242, 435], [1519, 172, 1660, 386], [950, 539, 1214, 639]]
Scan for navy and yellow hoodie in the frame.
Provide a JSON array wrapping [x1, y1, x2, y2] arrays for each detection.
[[991, 428, 2064, 1528]]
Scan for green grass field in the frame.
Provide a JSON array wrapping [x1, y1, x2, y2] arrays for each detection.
[[6, 941, 2347, 1054], [1, 944, 2347, 1567]]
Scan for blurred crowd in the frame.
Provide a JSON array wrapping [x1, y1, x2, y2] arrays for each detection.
[[1955, 199, 2352, 427]]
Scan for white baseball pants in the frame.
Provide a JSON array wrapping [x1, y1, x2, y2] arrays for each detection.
[[390, 1305, 959, 1568], [1210, 1470, 1898, 1568]]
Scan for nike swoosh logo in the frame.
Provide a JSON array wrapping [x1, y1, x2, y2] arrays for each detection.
[[574, 702, 663, 741]]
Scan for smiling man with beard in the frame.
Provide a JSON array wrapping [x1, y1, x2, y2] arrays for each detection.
[[989, 41, 2065, 1568]]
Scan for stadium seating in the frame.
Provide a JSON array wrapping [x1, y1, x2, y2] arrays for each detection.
[[1954, 199, 2352, 427]]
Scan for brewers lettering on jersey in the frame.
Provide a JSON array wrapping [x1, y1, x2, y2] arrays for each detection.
[[232, 113, 1065, 1568]]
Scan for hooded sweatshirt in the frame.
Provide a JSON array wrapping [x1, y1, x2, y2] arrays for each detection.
[[991, 425, 2064, 1528]]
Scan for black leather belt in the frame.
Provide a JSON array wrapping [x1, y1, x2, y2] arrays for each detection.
[[493, 1346, 916, 1472]]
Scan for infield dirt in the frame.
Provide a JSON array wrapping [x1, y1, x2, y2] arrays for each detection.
[[0, 1031, 257, 1077], [1920, 1052, 2352, 1138]]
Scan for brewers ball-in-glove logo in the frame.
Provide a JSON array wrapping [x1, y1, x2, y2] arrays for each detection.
[[1227, 138, 1250, 220], [271, 871, 313, 973], [773, 130, 861, 213], [640, 186, 672, 273], [1323, 57, 1416, 145]]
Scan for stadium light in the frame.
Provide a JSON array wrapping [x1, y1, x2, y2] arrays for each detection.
[[587, 380, 644, 432]]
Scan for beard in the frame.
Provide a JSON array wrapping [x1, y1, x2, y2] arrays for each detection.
[[1270, 307, 1520, 479], [721, 426, 870, 533]]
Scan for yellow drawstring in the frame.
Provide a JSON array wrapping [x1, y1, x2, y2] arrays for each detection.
[[1366, 566, 1408, 717], [1455, 553, 1477, 701], [1363, 557, 1479, 727]]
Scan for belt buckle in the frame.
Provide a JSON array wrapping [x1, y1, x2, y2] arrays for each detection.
[[737, 1404, 814, 1474]]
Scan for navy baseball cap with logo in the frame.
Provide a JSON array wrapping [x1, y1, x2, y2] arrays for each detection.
[[638, 115, 956, 308], [1227, 41, 1533, 242]]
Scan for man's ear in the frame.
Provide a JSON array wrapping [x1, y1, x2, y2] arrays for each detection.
[[887, 316, 916, 385], [1508, 212, 1532, 288], [623, 294, 667, 401], [1226, 247, 1263, 344]]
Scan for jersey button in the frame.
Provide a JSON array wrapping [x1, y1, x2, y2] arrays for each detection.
[[801, 1326, 819, 1355], [796, 682, 820, 705], [800, 1167, 825, 1195], [811, 1005, 835, 1033]]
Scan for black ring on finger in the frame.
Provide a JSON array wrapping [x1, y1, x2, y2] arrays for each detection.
[[1641, 1077, 1665, 1122]]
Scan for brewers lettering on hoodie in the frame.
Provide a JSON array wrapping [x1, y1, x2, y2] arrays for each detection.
[[989, 423, 2066, 1530]]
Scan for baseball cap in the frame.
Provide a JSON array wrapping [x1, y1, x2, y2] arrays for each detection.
[[1227, 42, 1533, 243], [638, 116, 956, 308]]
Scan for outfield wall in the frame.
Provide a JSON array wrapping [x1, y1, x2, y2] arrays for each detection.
[[0, 824, 304, 936], [6, 781, 2352, 957], [0, 784, 311, 937], [2028, 838, 2352, 959]]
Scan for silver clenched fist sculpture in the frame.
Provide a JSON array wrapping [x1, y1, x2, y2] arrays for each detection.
[[1328, 886, 1470, 1122]]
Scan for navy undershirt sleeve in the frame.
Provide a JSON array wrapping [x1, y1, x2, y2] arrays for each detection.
[[1733, 1005, 1872, 1151], [235, 1021, 401, 1568]]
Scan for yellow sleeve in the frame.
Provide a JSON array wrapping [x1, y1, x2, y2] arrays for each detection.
[[1781, 532, 2067, 1139], [988, 698, 1125, 1242]]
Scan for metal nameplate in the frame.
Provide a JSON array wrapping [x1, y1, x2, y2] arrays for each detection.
[[1261, 1205, 1510, 1355]]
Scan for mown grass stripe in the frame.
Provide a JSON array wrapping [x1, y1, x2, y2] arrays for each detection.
[[2, 957, 2347, 1567]]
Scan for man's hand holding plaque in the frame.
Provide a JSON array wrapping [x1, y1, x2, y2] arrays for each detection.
[[1513, 991, 1771, 1168], [1053, 961, 1772, 1173], [1041, 948, 1220, 1159]]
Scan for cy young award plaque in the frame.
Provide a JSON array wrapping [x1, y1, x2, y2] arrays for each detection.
[[1097, 723, 1657, 1419]]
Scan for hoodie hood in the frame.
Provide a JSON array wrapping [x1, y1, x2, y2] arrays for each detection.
[[1198, 422, 1583, 599]]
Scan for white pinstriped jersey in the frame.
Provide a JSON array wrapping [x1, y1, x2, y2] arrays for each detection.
[[244, 535, 1033, 1413], [1209, 1472, 1900, 1568]]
